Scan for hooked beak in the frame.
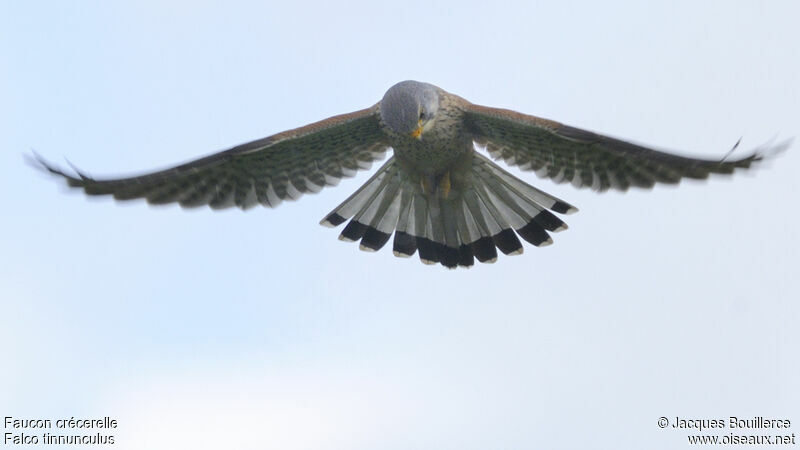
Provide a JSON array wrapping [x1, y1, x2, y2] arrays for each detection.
[[410, 119, 424, 139]]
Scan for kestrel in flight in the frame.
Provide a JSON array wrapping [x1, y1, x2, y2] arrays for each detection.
[[35, 80, 784, 268]]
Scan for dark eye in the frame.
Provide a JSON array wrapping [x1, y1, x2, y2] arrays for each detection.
[[419, 110, 425, 120]]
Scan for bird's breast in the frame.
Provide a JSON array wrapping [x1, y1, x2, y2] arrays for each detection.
[[388, 107, 472, 176]]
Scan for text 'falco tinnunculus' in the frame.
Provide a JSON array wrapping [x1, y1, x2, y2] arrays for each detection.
[[36, 80, 786, 268]]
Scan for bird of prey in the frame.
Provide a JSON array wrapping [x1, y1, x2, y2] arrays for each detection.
[[35, 80, 784, 268]]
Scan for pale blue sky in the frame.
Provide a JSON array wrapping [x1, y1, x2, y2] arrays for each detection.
[[2, 1, 798, 449]]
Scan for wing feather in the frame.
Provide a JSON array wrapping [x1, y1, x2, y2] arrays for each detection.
[[35, 105, 390, 208], [464, 103, 786, 192]]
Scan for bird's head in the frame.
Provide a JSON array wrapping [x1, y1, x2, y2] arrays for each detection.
[[380, 80, 440, 139]]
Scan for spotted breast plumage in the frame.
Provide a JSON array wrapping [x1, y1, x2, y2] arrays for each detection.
[[35, 80, 786, 268]]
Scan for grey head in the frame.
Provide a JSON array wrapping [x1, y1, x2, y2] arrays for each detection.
[[380, 80, 440, 137]]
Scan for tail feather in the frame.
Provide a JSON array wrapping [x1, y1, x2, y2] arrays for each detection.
[[392, 231, 417, 257], [351, 172, 397, 230], [321, 153, 577, 268], [438, 198, 464, 267], [390, 186, 414, 236], [419, 198, 459, 266], [320, 159, 397, 228], [470, 185, 527, 256], [461, 189, 501, 264], [472, 182, 528, 257], [462, 188, 502, 237], [357, 173, 403, 251], [470, 237, 498, 264], [476, 154, 579, 215], [454, 199, 480, 244]]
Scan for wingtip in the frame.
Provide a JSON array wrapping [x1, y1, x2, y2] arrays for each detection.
[[65, 158, 88, 180], [24, 151, 57, 174], [757, 137, 792, 159], [723, 136, 792, 165], [720, 137, 743, 163], [25, 151, 87, 186]]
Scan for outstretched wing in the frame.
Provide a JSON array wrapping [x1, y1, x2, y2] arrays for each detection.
[[463, 103, 785, 192], [35, 105, 390, 209]]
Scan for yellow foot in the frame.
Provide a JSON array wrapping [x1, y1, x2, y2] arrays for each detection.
[[440, 171, 451, 199]]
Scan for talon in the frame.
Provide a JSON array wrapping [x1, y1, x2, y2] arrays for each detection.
[[440, 171, 451, 199]]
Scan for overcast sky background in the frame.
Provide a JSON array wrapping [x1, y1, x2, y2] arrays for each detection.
[[2, 1, 798, 449]]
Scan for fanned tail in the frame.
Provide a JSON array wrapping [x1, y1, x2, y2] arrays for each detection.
[[320, 153, 577, 268]]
